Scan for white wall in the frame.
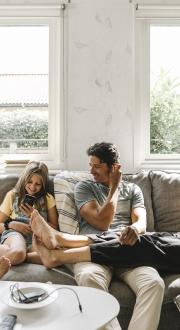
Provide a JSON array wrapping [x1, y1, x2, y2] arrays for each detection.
[[66, 0, 134, 172]]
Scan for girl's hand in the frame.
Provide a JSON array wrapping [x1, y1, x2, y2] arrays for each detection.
[[9, 221, 32, 235], [20, 203, 34, 217]]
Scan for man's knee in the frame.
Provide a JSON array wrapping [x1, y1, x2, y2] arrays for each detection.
[[74, 262, 112, 291], [138, 269, 165, 298], [121, 266, 165, 299], [148, 275, 165, 295], [75, 269, 98, 287]]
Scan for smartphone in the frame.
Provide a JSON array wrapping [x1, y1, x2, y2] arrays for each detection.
[[22, 194, 36, 206]]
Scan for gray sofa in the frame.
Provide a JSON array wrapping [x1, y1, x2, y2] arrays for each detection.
[[1, 170, 180, 330]]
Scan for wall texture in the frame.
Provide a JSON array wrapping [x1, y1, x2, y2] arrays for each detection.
[[66, 0, 134, 172]]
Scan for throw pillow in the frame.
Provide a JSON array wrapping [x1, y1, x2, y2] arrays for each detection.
[[123, 171, 155, 231], [54, 171, 92, 234], [149, 170, 180, 232]]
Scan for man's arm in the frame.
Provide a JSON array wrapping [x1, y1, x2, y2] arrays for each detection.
[[131, 206, 146, 233], [79, 165, 121, 231], [119, 207, 146, 246]]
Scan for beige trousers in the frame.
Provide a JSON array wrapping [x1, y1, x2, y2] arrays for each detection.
[[72, 262, 165, 330]]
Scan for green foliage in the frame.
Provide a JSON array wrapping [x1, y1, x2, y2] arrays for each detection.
[[150, 69, 180, 154], [0, 107, 48, 149]]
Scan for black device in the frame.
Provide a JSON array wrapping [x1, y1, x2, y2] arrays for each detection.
[[10, 284, 48, 304], [18, 290, 47, 303], [22, 194, 36, 206], [13, 289, 47, 304], [0, 314, 17, 330]]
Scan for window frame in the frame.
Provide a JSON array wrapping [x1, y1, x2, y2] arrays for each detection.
[[0, 5, 65, 172], [134, 13, 180, 171]]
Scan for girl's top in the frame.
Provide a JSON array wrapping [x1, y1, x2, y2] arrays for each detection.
[[0, 190, 56, 245], [0, 190, 56, 223]]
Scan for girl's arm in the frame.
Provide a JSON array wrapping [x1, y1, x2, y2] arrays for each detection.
[[47, 206, 59, 230], [0, 211, 8, 233], [0, 190, 13, 233], [0, 210, 32, 235]]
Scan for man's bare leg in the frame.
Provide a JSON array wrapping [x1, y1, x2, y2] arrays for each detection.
[[0, 256, 11, 278], [25, 245, 42, 264], [33, 236, 91, 269], [31, 210, 92, 249], [26, 251, 43, 264]]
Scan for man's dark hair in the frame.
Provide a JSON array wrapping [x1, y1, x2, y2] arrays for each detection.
[[87, 142, 120, 169]]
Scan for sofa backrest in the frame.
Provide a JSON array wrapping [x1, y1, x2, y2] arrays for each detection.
[[0, 175, 19, 205], [4, 170, 180, 234], [54, 170, 154, 234], [149, 170, 180, 232]]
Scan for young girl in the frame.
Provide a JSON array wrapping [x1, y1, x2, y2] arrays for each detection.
[[0, 161, 58, 265]]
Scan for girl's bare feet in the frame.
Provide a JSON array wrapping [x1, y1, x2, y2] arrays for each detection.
[[0, 256, 11, 278], [31, 209, 91, 250]]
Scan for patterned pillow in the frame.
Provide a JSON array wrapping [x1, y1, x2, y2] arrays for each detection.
[[54, 171, 92, 234]]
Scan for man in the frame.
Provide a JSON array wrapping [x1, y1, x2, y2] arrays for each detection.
[[32, 142, 165, 330], [72, 142, 164, 330]]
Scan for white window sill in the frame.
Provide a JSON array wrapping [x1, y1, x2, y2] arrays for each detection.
[[139, 159, 180, 172]]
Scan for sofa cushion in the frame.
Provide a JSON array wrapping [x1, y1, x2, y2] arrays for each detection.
[[54, 171, 92, 234], [123, 171, 154, 231], [3, 263, 77, 285], [149, 171, 180, 232]]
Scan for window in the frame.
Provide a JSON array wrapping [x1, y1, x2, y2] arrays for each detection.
[[0, 26, 49, 154], [0, 4, 65, 171], [135, 4, 180, 170], [150, 26, 180, 155]]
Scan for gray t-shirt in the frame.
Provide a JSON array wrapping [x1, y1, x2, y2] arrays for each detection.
[[74, 180, 145, 235]]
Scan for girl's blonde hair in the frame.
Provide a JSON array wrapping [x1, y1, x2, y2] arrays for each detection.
[[14, 161, 49, 205]]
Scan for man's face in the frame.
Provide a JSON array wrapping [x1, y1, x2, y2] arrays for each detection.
[[89, 156, 110, 185]]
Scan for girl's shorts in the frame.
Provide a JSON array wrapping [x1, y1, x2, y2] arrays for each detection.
[[0, 229, 32, 246]]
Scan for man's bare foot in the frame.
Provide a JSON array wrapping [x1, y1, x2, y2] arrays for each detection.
[[30, 210, 60, 249], [0, 256, 11, 278], [31, 210, 91, 250], [32, 236, 63, 268]]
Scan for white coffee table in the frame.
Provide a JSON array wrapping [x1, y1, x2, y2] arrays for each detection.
[[0, 281, 120, 330]]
